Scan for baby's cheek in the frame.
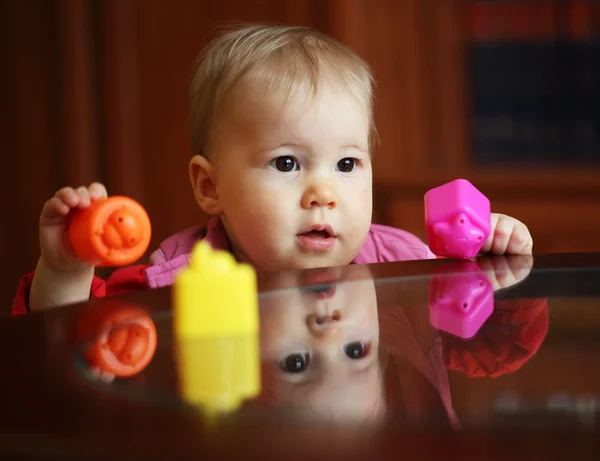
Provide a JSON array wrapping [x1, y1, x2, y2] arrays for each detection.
[[259, 330, 278, 356], [231, 190, 281, 229], [346, 201, 372, 240], [345, 180, 371, 208], [240, 184, 280, 213], [358, 185, 373, 212], [259, 312, 281, 349]]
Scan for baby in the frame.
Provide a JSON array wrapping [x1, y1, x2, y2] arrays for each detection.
[[14, 24, 533, 315]]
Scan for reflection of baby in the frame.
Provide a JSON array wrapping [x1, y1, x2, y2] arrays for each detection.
[[258, 265, 549, 428], [259, 265, 384, 423]]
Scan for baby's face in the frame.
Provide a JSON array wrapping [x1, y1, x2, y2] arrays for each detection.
[[210, 81, 372, 271], [259, 267, 382, 422]]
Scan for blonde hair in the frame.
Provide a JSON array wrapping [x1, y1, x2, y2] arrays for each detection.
[[188, 23, 377, 156]]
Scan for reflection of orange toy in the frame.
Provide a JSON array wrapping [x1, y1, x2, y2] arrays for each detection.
[[69, 196, 151, 267], [77, 303, 157, 378]]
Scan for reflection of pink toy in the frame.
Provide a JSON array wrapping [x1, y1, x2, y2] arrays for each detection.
[[425, 179, 491, 259], [429, 260, 494, 339]]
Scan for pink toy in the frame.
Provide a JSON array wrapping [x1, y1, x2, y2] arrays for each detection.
[[424, 178, 491, 259], [428, 260, 493, 339]]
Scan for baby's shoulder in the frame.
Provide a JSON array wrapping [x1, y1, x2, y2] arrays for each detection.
[[354, 223, 435, 264]]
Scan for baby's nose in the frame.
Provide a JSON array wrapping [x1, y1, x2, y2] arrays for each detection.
[[306, 310, 342, 336], [301, 182, 338, 209]]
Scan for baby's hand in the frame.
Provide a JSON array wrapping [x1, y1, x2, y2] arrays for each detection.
[[478, 254, 533, 291], [480, 213, 533, 255], [39, 183, 108, 273]]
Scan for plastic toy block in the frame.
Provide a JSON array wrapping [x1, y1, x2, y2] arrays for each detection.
[[428, 260, 494, 339], [176, 334, 260, 414], [76, 303, 157, 378], [424, 179, 491, 259], [69, 196, 151, 267], [173, 240, 259, 340], [173, 241, 260, 413]]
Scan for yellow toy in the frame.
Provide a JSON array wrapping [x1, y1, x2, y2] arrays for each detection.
[[172, 241, 261, 414]]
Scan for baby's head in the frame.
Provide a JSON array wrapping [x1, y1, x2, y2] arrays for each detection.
[[258, 265, 384, 424], [187, 24, 376, 272]]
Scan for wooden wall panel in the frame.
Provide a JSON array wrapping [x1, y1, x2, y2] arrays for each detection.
[[358, 0, 467, 179], [95, 0, 145, 203], [58, 0, 99, 185], [0, 1, 100, 315], [365, 0, 429, 179], [432, 0, 469, 168]]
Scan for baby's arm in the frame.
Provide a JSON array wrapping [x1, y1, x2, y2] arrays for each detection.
[[29, 183, 107, 311], [442, 297, 549, 377], [29, 259, 95, 311]]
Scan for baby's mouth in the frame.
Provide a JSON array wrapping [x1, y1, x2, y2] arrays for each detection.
[[305, 284, 337, 300], [302, 268, 339, 289], [297, 224, 336, 239], [298, 230, 331, 239], [296, 225, 336, 251]]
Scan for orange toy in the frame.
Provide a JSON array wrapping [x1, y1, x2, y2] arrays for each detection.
[[69, 196, 151, 267], [77, 302, 158, 378]]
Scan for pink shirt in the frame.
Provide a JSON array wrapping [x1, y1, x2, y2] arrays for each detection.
[[144, 217, 435, 289]]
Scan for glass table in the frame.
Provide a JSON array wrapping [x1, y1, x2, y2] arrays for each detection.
[[74, 253, 600, 430], [3, 252, 600, 460]]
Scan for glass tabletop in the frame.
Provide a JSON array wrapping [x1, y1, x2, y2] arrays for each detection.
[[73, 254, 600, 430]]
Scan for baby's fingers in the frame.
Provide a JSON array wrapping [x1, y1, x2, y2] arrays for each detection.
[[54, 183, 107, 210], [505, 222, 533, 255], [73, 186, 92, 208], [54, 187, 81, 209], [88, 182, 108, 200], [41, 196, 70, 219], [480, 213, 499, 254], [485, 214, 533, 255], [42, 184, 107, 227], [54, 186, 91, 209], [40, 196, 74, 226], [479, 254, 533, 291], [490, 215, 514, 255]]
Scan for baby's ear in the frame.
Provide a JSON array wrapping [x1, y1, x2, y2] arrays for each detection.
[[189, 155, 222, 215]]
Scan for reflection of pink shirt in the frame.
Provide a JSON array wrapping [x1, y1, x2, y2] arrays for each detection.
[[378, 296, 549, 430], [12, 218, 435, 317]]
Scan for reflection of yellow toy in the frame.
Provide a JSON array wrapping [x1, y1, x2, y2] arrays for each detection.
[[173, 241, 260, 414]]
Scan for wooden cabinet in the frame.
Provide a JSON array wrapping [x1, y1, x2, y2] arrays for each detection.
[[329, 0, 600, 254], [1, 0, 598, 315]]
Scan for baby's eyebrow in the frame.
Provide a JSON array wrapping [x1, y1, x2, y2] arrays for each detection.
[[254, 142, 304, 154], [350, 363, 376, 376], [276, 142, 304, 150], [253, 141, 370, 157], [340, 144, 369, 153]]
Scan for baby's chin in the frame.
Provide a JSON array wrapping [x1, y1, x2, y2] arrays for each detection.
[[279, 251, 357, 271], [236, 240, 360, 274]]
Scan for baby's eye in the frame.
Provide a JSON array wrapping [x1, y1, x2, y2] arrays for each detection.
[[279, 353, 310, 373], [337, 158, 356, 173], [269, 156, 299, 173], [344, 341, 371, 359]]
